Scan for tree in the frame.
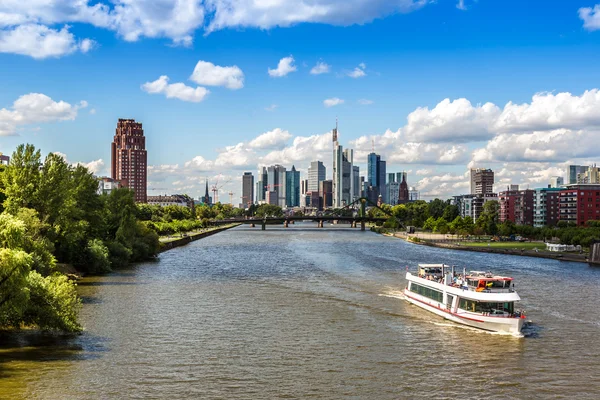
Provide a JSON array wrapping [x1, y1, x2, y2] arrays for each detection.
[[423, 216, 436, 231], [1, 144, 42, 213], [442, 204, 459, 222], [255, 204, 284, 218], [428, 199, 447, 219]]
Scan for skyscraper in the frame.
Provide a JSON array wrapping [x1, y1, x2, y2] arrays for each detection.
[[367, 153, 379, 187], [267, 165, 286, 208], [568, 165, 587, 184], [285, 166, 300, 207], [308, 161, 326, 192], [353, 165, 360, 201], [470, 168, 494, 195], [241, 172, 254, 208], [367, 152, 386, 202], [111, 118, 147, 203]]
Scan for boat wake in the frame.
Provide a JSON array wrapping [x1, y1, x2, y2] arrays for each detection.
[[430, 321, 525, 338], [378, 291, 406, 300]]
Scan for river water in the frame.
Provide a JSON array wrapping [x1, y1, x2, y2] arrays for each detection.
[[1, 224, 600, 399]]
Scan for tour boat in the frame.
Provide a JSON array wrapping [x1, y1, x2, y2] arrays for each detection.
[[404, 264, 526, 335]]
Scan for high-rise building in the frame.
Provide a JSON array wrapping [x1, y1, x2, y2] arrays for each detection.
[[353, 165, 360, 201], [367, 152, 387, 203], [470, 168, 494, 195], [396, 172, 407, 185], [333, 143, 354, 207], [241, 172, 254, 208], [576, 165, 600, 184], [550, 176, 565, 188], [285, 166, 300, 207], [300, 179, 308, 207], [111, 118, 147, 203], [398, 174, 409, 204], [308, 161, 326, 192], [499, 186, 535, 225], [319, 180, 333, 209], [533, 188, 561, 227], [568, 165, 587, 184], [267, 165, 287, 208], [559, 184, 600, 226], [388, 181, 400, 205]]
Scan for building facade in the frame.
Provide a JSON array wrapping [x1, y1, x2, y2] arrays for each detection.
[[111, 118, 147, 203], [559, 184, 600, 226], [319, 180, 333, 209], [147, 194, 194, 209], [453, 193, 498, 222], [550, 176, 564, 188], [470, 168, 494, 195], [97, 177, 125, 196], [308, 161, 326, 193], [533, 188, 561, 227], [333, 143, 354, 207], [285, 166, 300, 207], [367, 153, 387, 203], [568, 165, 588, 184], [0, 153, 9, 165], [242, 172, 254, 208], [398, 174, 409, 204], [499, 187, 534, 225], [267, 165, 287, 208]]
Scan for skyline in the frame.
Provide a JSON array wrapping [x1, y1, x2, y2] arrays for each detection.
[[2, 1, 600, 200]]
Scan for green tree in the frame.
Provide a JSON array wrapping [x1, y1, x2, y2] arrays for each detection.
[[1, 144, 42, 213], [442, 204, 459, 222], [428, 199, 447, 219]]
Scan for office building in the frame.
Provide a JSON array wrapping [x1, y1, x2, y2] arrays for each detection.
[[285, 166, 300, 207], [111, 118, 147, 203], [409, 187, 420, 202], [453, 193, 498, 222], [568, 165, 588, 184], [367, 152, 387, 203], [550, 176, 564, 188], [266, 165, 287, 208], [388, 181, 400, 206], [333, 143, 354, 207], [242, 172, 254, 208], [353, 165, 360, 201], [533, 188, 561, 227], [576, 165, 600, 184], [308, 161, 326, 192], [470, 168, 494, 195], [320, 180, 333, 209]]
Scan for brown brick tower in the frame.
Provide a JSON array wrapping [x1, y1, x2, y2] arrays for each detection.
[[111, 118, 147, 203]]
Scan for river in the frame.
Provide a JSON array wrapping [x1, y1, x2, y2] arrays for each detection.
[[1, 223, 600, 399]]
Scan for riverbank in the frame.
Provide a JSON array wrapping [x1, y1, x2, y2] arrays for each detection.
[[386, 232, 591, 264], [159, 223, 241, 253]]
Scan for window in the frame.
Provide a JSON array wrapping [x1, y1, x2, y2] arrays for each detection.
[[410, 283, 443, 303], [458, 299, 514, 315]]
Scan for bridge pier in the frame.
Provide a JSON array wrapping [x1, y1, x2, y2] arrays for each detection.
[[250, 223, 255, 228], [318, 220, 324, 228], [284, 220, 289, 228], [351, 221, 356, 228], [361, 221, 365, 231]]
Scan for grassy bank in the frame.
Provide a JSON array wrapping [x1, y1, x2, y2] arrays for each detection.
[[457, 241, 546, 250]]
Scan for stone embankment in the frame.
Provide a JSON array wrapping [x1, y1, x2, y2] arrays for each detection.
[[387, 232, 591, 264], [159, 224, 240, 253]]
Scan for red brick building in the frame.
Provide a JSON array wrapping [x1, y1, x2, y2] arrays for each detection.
[[559, 185, 600, 226], [111, 119, 147, 203], [499, 187, 534, 225]]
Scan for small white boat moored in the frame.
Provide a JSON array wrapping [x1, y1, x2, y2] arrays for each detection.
[[404, 264, 526, 335]]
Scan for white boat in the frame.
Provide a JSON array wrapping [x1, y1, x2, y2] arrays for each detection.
[[404, 264, 526, 335]]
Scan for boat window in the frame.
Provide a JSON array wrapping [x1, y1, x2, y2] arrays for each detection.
[[410, 283, 443, 303], [458, 299, 514, 315]]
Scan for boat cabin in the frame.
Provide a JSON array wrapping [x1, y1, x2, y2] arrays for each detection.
[[466, 271, 513, 293], [417, 264, 445, 279]]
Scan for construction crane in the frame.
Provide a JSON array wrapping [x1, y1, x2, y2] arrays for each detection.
[[228, 191, 235, 205], [211, 175, 231, 203]]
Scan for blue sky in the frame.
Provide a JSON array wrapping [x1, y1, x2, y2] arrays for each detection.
[[1, 0, 600, 199]]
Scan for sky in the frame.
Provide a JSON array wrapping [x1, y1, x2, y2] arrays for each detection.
[[1, 0, 600, 202]]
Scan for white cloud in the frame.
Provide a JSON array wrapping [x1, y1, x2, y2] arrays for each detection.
[[205, 0, 427, 33], [268, 56, 297, 77], [358, 99, 373, 105], [248, 128, 292, 149], [0, 93, 84, 136], [310, 61, 330, 75], [579, 4, 600, 31], [265, 104, 278, 111], [51, 151, 105, 174], [324, 97, 344, 107], [189, 60, 244, 89], [141, 75, 209, 102], [0, 24, 95, 59], [456, 0, 466, 11], [260, 131, 333, 166], [89, 108, 96, 115], [347, 66, 366, 78]]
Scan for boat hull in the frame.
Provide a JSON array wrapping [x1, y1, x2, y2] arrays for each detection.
[[404, 289, 525, 335]]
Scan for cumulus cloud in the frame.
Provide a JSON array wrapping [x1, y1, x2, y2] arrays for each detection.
[[141, 75, 209, 102], [264, 104, 278, 112], [260, 131, 333, 166], [358, 99, 373, 105], [268, 56, 297, 77], [579, 4, 600, 31], [310, 61, 330, 75], [51, 151, 105, 174], [347, 64, 366, 78], [456, 0, 467, 11], [248, 128, 292, 149], [0, 24, 95, 58], [0, 93, 85, 136], [205, 0, 427, 33], [189, 60, 244, 89], [324, 97, 344, 107]]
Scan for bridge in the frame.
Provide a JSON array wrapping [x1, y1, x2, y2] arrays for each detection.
[[211, 197, 400, 231]]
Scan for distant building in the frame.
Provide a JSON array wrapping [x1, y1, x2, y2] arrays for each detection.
[[333, 143, 354, 207], [241, 172, 254, 208], [568, 165, 588, 184], [148, 194, 194, 209], [97, 176, 125, 195], [398, 173, 409, 204], [285, 165, 300, 207], [319, 180, 333, 209], [267, 165, 286, 208], [0, 153, 9, 165], [387, 181, 400, 205], [367, 152, 387, 203], [549, 176, 564, 188], [308, 161, 326, 192], [576, 165, 600, 184], [499, 186, 534, 225], [111, 118, 147, 203], [366, 185, 378, 205], [201, 181, 212, 205], [559, 184, 600, 226], [409, 187, 420, 202], [453, 193, 497, 221], [353, 165, 361, 201], [470, 168, 494, 195], [533, 188, 561, 227]]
